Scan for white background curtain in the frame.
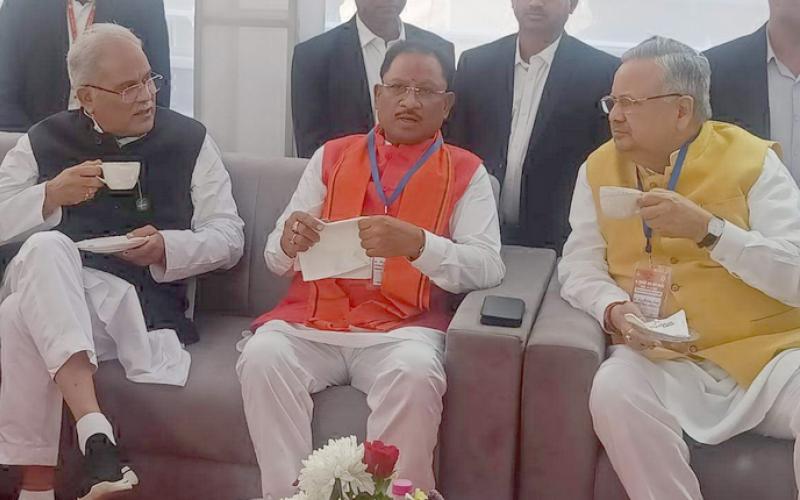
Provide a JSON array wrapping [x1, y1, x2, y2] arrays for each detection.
[[193, 0, 296, 157]]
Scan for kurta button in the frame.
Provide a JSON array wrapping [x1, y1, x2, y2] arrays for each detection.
[[649, 182, 657, 189], [671, 284, 680, 292], [670, 257, 679, 264]]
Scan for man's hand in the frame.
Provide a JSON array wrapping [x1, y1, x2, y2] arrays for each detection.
[[43, 160, 104, 217], [638, 189, 713, 243], [609, 301, 692, 353], [280, 211, 323, 259], [358, 216, 425, 260], [115, 225, 166, 267]]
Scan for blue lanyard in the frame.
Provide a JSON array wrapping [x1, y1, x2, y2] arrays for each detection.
[[638, 143, 690, 254], [367, 128, 444, 212]]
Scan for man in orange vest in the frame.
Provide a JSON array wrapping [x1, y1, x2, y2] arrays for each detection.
[[237, 41, 504, 499]]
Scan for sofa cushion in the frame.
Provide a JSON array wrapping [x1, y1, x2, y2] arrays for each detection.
[[94, 314, 371, 466], [594, 433, 796, 500], [94, 314, 258, 465]]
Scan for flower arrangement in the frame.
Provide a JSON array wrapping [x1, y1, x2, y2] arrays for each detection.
[[282, 436, 444, 500]]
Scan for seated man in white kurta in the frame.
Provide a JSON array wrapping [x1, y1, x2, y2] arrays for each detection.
[[559, 36, 800, 500], [0, 25, 244, 500], [237, 41, 504, 500]]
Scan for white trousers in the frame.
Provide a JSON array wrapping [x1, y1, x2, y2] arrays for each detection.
[[590, 345, 800, 500], [0, 231, 189, 466], [236, 325, 447, 500]]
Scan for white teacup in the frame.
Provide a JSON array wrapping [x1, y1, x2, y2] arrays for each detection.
[[599, 186, 642, 219], [100, 161, 141, 190]]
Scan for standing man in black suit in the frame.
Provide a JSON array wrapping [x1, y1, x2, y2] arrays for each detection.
[[705, 0, 800, 181], [291, 0, 455, 158], [448, 0, 618, 253], [0, 0, 171, 133]]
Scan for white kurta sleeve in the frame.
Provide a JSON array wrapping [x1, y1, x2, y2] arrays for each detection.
[[0, 135, 62, 245], [709, 149, 800, 306], [149, 135, 245, 283], [412, 165, 505, 293], [558, 162, 631, 324], [264, 146, 327, 276]]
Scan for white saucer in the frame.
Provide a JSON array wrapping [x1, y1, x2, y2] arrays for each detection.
[[75, 235, 148, 254]]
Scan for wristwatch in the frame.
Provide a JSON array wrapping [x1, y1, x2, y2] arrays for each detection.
[[698, 216, 725, 248]]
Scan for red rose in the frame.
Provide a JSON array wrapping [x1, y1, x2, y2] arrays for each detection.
[[363, 440, 400, 479]]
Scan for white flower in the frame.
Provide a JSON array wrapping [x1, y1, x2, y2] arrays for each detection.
[[281, 493, 309, 500], [297, 436, 375, 500]]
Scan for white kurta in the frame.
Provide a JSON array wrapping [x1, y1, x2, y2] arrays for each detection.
[[238, 141, 504, 499], [0, 132, 244, 384], [559, 147, 800, 499]]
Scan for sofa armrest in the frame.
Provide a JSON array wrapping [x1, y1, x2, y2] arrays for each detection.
[[518, 274, 607, 500], [438, 246, 556, 500]]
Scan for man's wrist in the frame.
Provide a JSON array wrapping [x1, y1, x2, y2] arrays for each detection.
[[408, 229, 426, 261], [603, 300, 628, 334]]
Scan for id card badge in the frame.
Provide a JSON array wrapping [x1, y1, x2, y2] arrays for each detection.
[[632, 262, 672, 320], [371, 257, 386, 287]]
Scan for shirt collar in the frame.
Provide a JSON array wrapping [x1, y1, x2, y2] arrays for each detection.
[[84, 109, 146, 146], [767, 26, 777, 64], [515, 35, 562, 68], [356, 13, 405, 48]]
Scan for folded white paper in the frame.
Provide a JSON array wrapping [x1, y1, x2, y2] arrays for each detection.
[[625, 310, 694, 341], [298, 217, 371, 282]]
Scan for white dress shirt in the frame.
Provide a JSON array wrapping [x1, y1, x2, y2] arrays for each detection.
[[67, 0, 96, 110], [559, 148, 800, 325], [356, 14, 406, 121], [0, 133, 245, 283], [767, 34, 800, 181], [501, 36, 561, 226]]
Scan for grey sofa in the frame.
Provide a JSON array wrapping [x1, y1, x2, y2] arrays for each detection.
[[518, 274, 797, 500], [0, 131, 556, 500]]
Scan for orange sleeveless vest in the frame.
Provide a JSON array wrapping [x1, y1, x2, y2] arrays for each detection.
[[252, 130, 481, 332]]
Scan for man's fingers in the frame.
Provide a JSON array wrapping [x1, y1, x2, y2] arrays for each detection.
[[291, 234, 315, 252], [128, 225, 158, 238], [75, 164, 103, 176], [295, 213, 324, 232]]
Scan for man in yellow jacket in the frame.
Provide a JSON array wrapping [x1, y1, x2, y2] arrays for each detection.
[[560, 36, 800, 500]]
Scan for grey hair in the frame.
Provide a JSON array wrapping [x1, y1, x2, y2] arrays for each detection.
[[622, 36, 712, 122], [67, 23, 142, 87]]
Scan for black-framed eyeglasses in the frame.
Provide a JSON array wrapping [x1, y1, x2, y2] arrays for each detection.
[[83, 73, 164, 104], [599, 93, 685, 115], [379, 83, 448, 103]]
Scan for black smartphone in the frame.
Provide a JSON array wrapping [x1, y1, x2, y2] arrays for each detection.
[[480, 295, 525, 328]]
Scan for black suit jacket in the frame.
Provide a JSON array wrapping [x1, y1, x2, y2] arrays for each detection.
[[448, 34, 618, 253], [705, 24, 770, 139], [291, 17, 455, 159], [0, 0, 172, 132]]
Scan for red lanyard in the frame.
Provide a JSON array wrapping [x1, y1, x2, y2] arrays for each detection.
[[67, 0, 96, 43]]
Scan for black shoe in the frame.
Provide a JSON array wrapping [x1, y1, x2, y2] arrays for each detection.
[[76, 434, 138, 500]]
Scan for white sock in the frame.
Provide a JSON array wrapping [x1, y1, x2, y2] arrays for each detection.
[[18, 490, 55, 500], [76, 412, 116, 455]]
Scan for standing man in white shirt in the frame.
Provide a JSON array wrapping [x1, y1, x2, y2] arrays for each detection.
[[560, 36, 800, 499], [448, 0, 618, 253], [291, 0, 455, 158], [0, 0, 172, 132], [706, 0, 800, 182], [0, 24, 244, 500]]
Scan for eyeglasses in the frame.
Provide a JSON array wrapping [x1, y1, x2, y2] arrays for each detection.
[[83, 73, 164, 104], [599, 93, 685, 115], [379, 83, 448, 103]]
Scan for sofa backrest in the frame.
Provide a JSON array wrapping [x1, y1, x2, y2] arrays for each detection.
[[196, 153, 306, 317]]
